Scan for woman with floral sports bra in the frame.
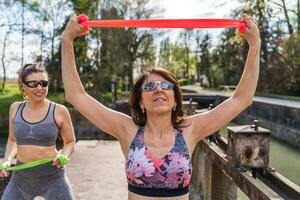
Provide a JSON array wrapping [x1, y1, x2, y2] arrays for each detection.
[[61, 13, 260, 199]]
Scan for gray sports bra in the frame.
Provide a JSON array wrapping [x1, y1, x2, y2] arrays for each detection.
[[13, 102, 59, 146]]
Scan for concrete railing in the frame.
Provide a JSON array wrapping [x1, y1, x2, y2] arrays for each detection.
[[183, 101, 300, 200]]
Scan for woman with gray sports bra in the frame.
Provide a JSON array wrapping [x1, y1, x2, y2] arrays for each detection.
[[0, 63, 75, 200]]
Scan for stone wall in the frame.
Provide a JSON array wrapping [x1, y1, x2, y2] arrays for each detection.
[[69, 100, 130, 140], [1, 96, 299, 147], [216, 96, 300, 148]]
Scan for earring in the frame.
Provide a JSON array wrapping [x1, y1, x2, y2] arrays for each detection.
[[141, 107, 145, 113], [21, 90, 28, 100], [173, 105, 176, 111]]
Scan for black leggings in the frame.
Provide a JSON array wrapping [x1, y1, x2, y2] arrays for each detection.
[[1, 161, 74, 200]]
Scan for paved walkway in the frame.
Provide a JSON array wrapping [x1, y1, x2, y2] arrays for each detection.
[[67, 140, 127, 200], [181, 83, 300, 109]]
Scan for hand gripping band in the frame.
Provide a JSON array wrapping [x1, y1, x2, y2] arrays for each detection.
[[0, 154, 69, 171], [57, 154, 68, 166], [78, 14, 248, 34]]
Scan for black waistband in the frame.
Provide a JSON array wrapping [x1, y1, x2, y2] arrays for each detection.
[[128, 184, 189, 197]]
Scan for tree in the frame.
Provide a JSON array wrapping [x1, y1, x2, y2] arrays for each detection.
[[0, 1, 20, 92], [158, 37, 172, 70], [1, 23, 13, 93], [98, 6, 128, 92], [118, 0, 158, 86], [38, 0, 73, 91], [195, 32, 212, 86], [177, 29, 193, 79]]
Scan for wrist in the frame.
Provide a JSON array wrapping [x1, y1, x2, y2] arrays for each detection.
[[249, 40, 261, 49], [61, 33, 74, 44]]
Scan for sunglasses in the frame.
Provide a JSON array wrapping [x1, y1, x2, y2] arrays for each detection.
[[24, 80, 49, 88], [142, 81, 174, 91]]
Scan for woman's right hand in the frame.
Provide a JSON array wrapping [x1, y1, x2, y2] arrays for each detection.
[[0, 161, 11, 177], [62, 13, 89, 41], [241, 14, 261, 48]]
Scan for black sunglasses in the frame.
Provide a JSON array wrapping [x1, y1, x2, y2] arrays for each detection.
[[24, 80, 49, 88], [142, 81, 174, 91]]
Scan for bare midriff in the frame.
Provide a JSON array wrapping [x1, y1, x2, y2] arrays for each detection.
[[16, 145, 57, 163]]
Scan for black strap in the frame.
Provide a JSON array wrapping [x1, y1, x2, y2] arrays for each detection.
[[128, 184, 189, 197]]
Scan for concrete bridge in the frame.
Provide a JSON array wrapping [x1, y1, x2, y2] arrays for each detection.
[[67, 140, 127, 200], [1, 88, 300, 199], [1, 118, 299, 200]]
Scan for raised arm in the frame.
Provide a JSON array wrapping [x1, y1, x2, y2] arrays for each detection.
[[189, 14, 261, 142], [61, 14, 136, 141]]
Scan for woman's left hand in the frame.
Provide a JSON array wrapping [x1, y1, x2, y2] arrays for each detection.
[[52, 151, 66, 168], [242, 14, 261, 48], [62, 13, 89, 41]]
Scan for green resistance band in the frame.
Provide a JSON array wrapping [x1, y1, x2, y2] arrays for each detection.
[[0, 154, 69, 171]]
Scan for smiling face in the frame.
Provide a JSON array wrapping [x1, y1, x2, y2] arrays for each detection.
[[140, 73, 176, 115], [22, 72, 49, 102]]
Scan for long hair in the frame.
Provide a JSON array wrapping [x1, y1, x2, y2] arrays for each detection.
[[130, 68, 186, 130]]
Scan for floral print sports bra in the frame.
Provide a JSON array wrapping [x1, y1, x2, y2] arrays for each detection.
[[125, 127, 192, 197]]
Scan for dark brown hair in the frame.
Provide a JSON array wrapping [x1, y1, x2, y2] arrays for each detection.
[[130, 68, 186, 129], [18, 63, 48, 98]]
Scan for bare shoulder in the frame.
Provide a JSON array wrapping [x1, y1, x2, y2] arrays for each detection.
[[9, 101, 22, 117], [10, 101, 22, 110], [180, 117, 194, 134], [54, 103, 70, 115], [180, 117, 204, 152]]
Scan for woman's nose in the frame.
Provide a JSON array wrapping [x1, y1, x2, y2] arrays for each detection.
[[36, 84, 43, 89], [154, 84, 163, 92]]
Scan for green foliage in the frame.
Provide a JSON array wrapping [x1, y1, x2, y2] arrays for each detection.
[[2, 0, 300, 98], [47, 91, 66, 104], [0, 84, 22, 115], [284, 32, 300, 95], [178, 78, 189, 86]]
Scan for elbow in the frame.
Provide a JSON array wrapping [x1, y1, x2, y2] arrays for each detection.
[[8, 136, 17, 145], [247, 99, 253, 107], [68, 140, 76, 153], [65, 95, 77, 108], [65, 89, 85, 105], [243, 98, 253, 108], [232, 96, 253, 109], [71, 142, 75, 153], [65, 94, 73, 105]]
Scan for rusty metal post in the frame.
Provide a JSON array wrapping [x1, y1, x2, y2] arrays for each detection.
[[183, 99, 198, 116], [227, 120, 271, 172]]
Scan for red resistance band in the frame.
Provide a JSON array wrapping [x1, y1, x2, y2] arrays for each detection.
[[78, 14, 247, 34]]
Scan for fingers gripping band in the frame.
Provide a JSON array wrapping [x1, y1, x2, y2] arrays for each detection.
[[0, 154, 69, 171], [57, 154, 69, 166], [78, 14, 247, 34]]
